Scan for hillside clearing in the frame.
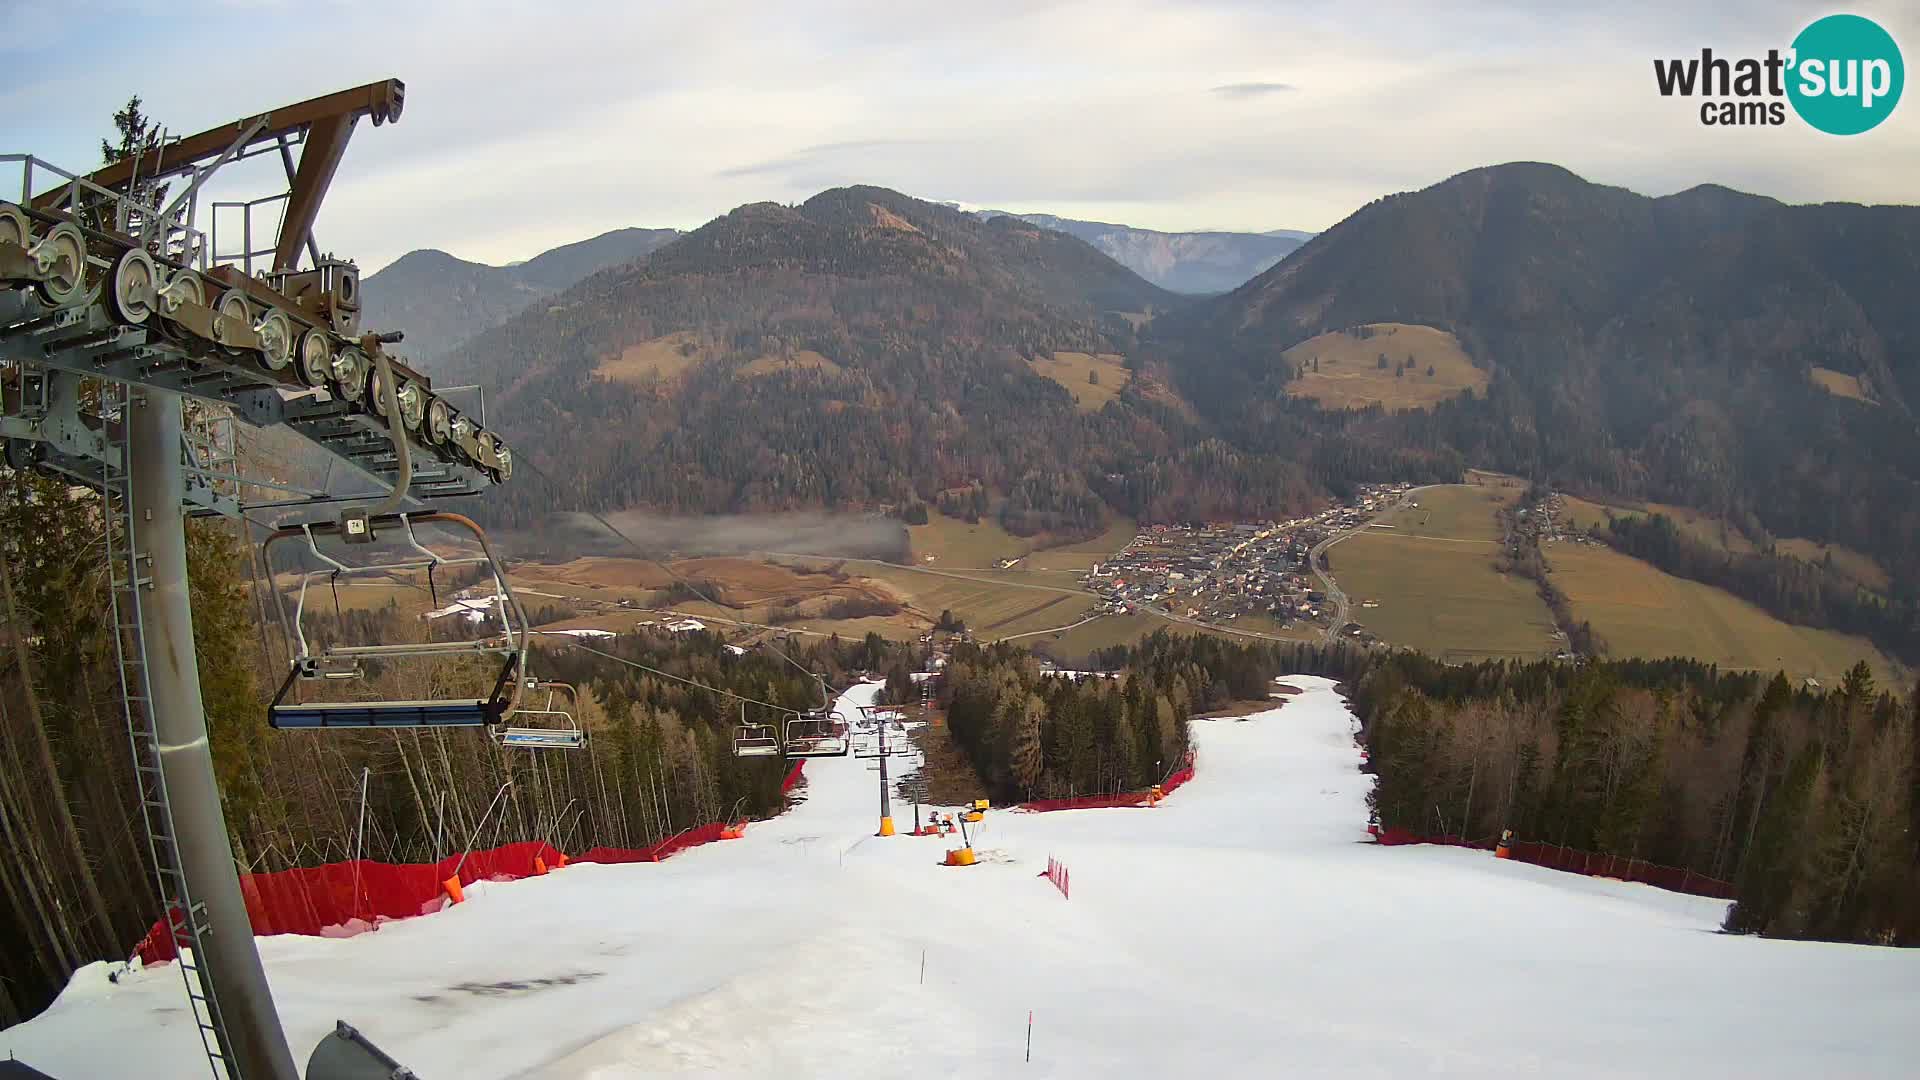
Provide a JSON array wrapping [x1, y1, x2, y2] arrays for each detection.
[[1030, 351, 1130, 412], [1548, 542, 1900, 685], [1282, 322, 1486, 411], [1810, 366, 1875, 404], [908, 512, 1033, 566], [1773, 538, 1893, 594], [1560, 496, 1755, 554], [593, 331, 708, 384], [740, 348, 843, 377]]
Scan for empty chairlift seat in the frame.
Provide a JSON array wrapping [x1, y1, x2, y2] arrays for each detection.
[[783, 711, 848, 757], [495, 681, 585, 749], [733, 723, 781, 757], [262, 510, 529, 733]]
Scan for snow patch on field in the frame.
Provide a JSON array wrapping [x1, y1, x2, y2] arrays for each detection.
[[6, 678, 1918, 1077]]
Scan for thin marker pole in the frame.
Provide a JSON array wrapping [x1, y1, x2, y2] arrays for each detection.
[[1026, 1010, 1033, 1063]]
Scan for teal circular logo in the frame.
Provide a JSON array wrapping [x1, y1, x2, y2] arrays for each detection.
[[1787, 14, 1903, 135]]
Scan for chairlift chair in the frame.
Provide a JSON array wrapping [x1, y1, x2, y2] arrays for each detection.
[[263, 511, 526, 731], [783, 710, 848, 758], [733, 724, 781, 757], [497, 680, 584, 749]]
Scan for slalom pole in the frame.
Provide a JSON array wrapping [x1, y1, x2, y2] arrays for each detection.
[[1026, 1010, 1033, 1062]]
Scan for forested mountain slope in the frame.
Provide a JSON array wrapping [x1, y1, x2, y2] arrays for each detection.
[[446, 187, 1323, 529], [361, 226, 682, 360], [1153, 163, 1920, 648]]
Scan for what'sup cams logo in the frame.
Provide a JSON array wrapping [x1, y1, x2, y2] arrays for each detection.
[[1654, 13, 1903, 133]]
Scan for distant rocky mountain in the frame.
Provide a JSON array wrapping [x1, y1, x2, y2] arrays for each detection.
[[973, 211, 1310, 294], [361, 226, 682, 360]]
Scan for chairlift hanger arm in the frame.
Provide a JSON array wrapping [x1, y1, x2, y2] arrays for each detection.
[[34, 79, 403, 203]]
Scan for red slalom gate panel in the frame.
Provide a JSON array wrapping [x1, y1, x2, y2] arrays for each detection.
[[1040, 856, 1071, 899], [1372, 828, 1735, 900]]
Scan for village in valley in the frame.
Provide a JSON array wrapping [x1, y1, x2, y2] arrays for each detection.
[[1080, 482, 1413, 635]]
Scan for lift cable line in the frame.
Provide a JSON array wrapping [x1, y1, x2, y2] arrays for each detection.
[[1, 78, 524, 1079], [526, 630, 799, 715]]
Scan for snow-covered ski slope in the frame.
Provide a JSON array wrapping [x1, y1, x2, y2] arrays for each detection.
[[7, 678, 1916, 1077]]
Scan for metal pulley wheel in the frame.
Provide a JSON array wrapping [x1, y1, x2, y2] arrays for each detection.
[[425, 395, 452, 447], [30, 222, 87, 307], [331, 347, 369, 403], [159, 270, 205, 316], [213, 289, 252, 352], [450, 413, 480, 461], [255, 309, 295, 371], [0, 203, 29, 250], [107, 247, 159, 325], [297, 329, 332, 388]]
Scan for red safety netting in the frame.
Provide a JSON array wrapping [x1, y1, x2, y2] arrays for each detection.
[[1373, 828, 1735, 900], [137, 764, 818, 964], [1018, 753, 1196, 813], [135, 816, 772, 964]]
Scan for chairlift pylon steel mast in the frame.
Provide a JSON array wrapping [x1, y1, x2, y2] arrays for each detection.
[[2, 78, 511, 1080]]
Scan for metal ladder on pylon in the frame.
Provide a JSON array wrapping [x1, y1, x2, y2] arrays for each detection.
[[99, 382, 237, 1080]]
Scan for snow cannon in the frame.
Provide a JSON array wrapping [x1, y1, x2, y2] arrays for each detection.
[[1495, 829, 1513, 859], [964, 798, 988, 823], [1147, 783, 1165, 806], [721, 822, 747, 840], [944, 846, 978, 867]]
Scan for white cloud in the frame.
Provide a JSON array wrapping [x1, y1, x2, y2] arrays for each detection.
[[9, 0, 1916, 273]]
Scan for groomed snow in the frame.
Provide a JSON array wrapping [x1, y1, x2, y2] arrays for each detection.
[[6, 678, 1916, 1077]]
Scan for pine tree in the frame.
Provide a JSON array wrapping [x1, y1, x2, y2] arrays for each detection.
[[1011, 693, 1045, 795]]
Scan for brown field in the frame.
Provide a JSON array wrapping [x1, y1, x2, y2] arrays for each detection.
[[1811, 366, 1875, 404], [1030, 351, 1131, 412], [1282, 323, 1487, 411], [853, 564, 1101, 640], [509, 555, 903, 632], [1776, 538, 1893, 593], [1549, 542, 1900, 685], [740, 349, 843, 378], [1333, 484, 1560, 662], [594, 332, 708, 384]]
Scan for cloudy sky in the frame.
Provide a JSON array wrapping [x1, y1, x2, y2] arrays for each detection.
[[7, 0, 1916, 272]]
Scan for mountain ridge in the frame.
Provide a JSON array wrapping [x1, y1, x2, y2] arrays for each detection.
[[362, 226, 683, 360], [973, 209, 1310, 293]]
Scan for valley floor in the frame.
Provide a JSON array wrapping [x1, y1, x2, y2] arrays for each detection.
[[6, 681, 1915, 1077]]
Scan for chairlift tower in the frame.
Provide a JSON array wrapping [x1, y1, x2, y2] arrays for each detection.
[[1, 80, 518, 1079], [854, 704, 910, 836]]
